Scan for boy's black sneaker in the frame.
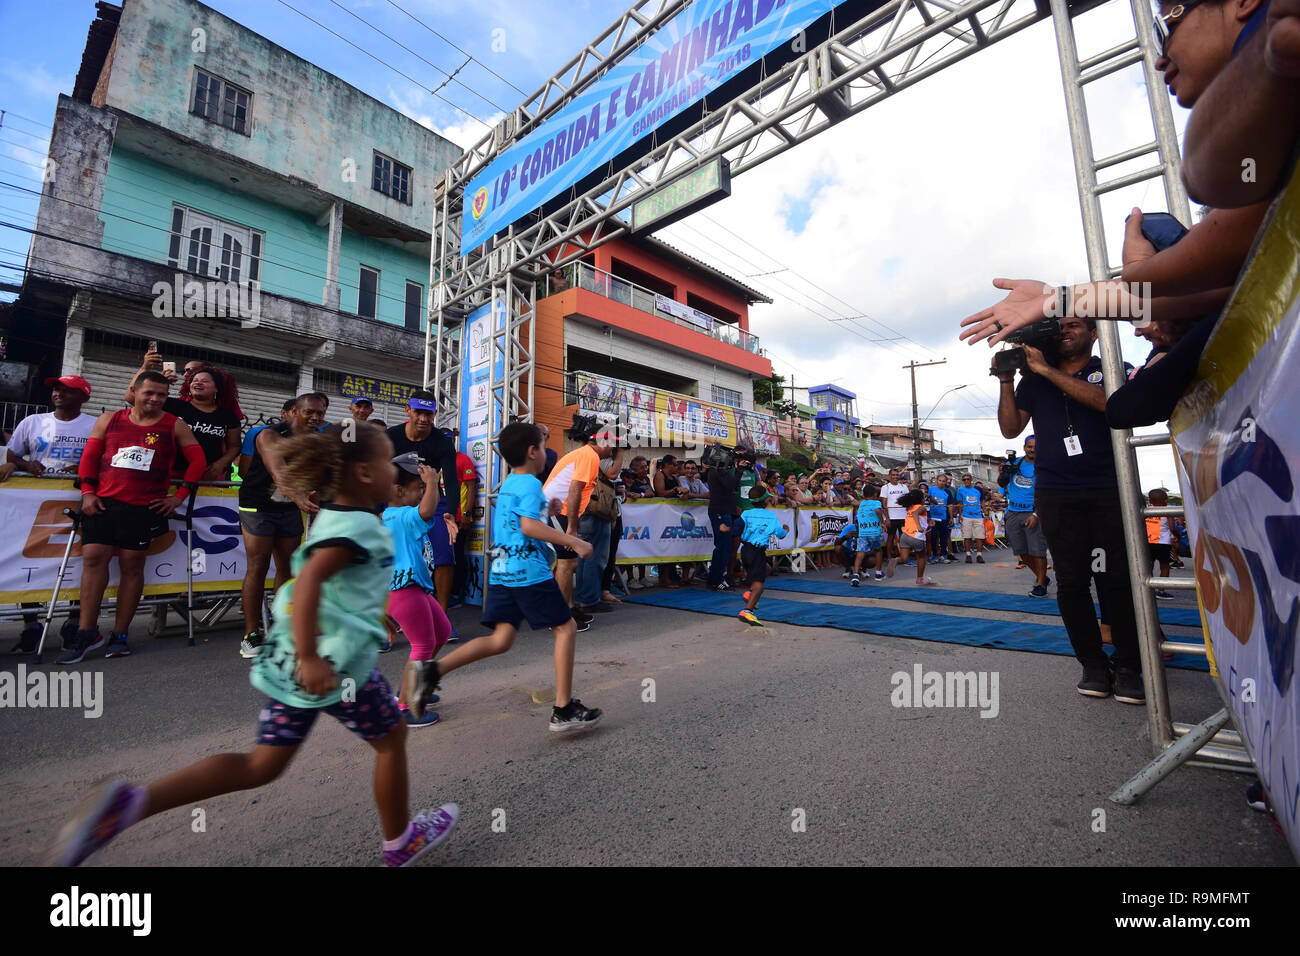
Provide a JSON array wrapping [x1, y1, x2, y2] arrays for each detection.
[[549, 698, 602, 733], [1077, 661, 1112, 698], [57, 629, 105, 665], [571, 607, 593, 625], [850, 575, 860, 587], [1112, 666, 1146, 705], [574, 618, 591, 632]]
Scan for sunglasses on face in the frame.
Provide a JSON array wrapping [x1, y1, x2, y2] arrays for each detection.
[[1153, 1, 1204, 55]]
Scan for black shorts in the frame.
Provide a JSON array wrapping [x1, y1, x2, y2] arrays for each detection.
[[1148, 542, 1172, 567], [740, 543, 768, 584], [481, 580, 574, 631], [81, 498, 169, 551], [239, 508, 304, 539], [552, 513, 577, 561], [888, 518, 905, 535]]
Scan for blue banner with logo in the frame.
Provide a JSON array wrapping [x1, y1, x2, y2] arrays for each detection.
[[461, 0, 835, 252], [457, 300, 506, 606]]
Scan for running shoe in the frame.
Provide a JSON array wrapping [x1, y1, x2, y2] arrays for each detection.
[[976, 555, 985, 564], [841, 570, 852, 579], [379, 640, 393, 653], [549, 698, 603, 733], [574, 619, 591, 633], [1112, 667, 1145, 705], [239, 629, 265, 659], [104, 632, 131, 658], [875, 571, 885, 580], [1246, 780, 1269, 812], [1154, 589, 1175, 600], [446, 627, 460, 644], [1030, 584, 1049, 598], [57, 629, 104, 665], [49, 778, 144, 866], [571, 607, 594, 625], [404, 709, 440, 728], [402, 660, 441, 719], [11, 622, 40, 654], [61, 618, 80, 649], [850, 576, 860, 587], [383, 804, 459, 867], [738, 609, 761, 625], [713, 583, 731, 593], [966, 554, 973, 564], [915, 577, 934, 586], [1077, 662, 1112, 699]]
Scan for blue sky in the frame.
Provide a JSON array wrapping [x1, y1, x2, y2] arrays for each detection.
[[0, 0, 1191, 483]]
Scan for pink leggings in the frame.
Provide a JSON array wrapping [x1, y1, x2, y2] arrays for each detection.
[[388, 586, 452, 661]]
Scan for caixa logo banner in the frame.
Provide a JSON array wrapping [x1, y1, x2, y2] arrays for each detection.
[[0, 479, 269, 601]]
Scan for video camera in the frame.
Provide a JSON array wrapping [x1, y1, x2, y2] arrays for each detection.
[[568, 413, 601, 443], [997, 448, 1018, 488], [990, 318, 1062, 378], [701, 443, 737, 471]]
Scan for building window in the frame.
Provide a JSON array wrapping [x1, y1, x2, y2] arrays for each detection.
[[167, 205, 262, 282], [358, 266, 380, 319], [373, 152, 412, 204], [192, 69, 251, 135], [405, 281, 422, 332], [712, 385, 742, 409]]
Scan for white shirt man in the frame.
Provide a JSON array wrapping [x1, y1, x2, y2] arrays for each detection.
[[0, 376, 97, 480]]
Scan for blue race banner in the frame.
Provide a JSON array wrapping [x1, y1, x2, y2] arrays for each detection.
[[461, 0, 835, 252]]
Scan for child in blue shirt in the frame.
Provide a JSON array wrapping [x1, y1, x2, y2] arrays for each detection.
[[835, 520, 858, 577], [410, 422, 602, 734], [52, 422, 459, 867], [383, 453, 452, 728], [851, 485, 887, 586], [738, 484, 789, 625]]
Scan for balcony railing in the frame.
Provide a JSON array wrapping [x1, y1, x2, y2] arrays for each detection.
[[543, 261, 763, 356]]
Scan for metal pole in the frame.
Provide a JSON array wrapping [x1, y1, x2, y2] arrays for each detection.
[[1049, 0, 1172, 754], [431, 170, 451, 392], [1109, 708, 1231, 804]]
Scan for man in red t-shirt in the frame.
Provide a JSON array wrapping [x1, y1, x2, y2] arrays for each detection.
[[61, 371, 205, 664]]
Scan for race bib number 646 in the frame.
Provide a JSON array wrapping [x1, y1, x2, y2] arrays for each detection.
[[111, 445, 155, 471]]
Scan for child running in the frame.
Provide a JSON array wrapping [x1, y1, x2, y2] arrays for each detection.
[[50, 423, 459, 867], [406, 422, 601, 733], [851, 484, 887, 586], [384, 453, 453, 727], [836, 517, 859, 577], [738, 484, 789, 625], [887, 490, 934, 585]]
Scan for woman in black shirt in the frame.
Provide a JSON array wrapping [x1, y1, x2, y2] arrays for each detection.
[[164, 367, 242, 480]]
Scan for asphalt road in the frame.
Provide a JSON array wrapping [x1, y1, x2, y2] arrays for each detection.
[[0, 554, 1291, 867]]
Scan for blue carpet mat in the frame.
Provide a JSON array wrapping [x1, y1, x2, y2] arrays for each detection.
[[623, 589, 1208, 671], [761, 577, 1204, 628]]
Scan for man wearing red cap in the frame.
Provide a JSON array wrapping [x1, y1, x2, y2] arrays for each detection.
[[0, 375, 96, 483]]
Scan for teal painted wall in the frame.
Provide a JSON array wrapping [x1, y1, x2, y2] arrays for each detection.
[[101, 148, 428, 329]]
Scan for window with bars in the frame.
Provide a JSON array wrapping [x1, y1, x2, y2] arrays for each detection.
[[372, 152, 412, 204], [711, 385, 742, 409], [192, 69, 251, 135], [167, 205, 262, 282]]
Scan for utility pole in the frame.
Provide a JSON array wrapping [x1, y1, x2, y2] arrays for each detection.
[[903, 359, 946, 482]]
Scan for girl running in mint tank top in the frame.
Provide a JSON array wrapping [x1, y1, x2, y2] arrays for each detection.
[[50, 423, 459, 867]]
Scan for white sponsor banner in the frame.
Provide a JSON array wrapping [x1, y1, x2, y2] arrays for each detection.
[[796, 508, 853, 552], [0, 478, 268, 602], [1170, 166, 1300, 859], [615, 500, 800, 562], [654, 293, 713, 330]]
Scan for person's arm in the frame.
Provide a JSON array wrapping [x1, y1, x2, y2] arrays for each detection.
[[520, 515, 593, 559], [257, 427, 319, 514], [1121, 205, 1272, 294], [123, 348, 177, 403], [996, 372, 1032, 439], [1182, 20, 1300, 208], [76, 413, 113, 516], [290, 545, 353, 696], [153, 420, 205, 515], [565, 480, 586, 522], [416, 463, 442, 521], [1, 419, 37, 480], [1022, 347, 1107, 414], [207, 421, 242, 481]]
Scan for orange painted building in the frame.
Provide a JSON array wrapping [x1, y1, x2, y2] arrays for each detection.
[[534, 234, 773, 456]]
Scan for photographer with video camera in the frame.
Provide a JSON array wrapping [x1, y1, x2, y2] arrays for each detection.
[[704, 443, 740, 592], [994, 317, 1145, 704]]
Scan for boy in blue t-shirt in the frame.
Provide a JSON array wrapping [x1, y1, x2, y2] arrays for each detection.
[[414, 422, 602, 734], [851, 485, 887, 586], [738, 484, 789, 625]]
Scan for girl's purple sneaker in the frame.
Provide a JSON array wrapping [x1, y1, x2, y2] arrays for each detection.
[[50, 778, 145, 866], [383, 804, 458, 867]]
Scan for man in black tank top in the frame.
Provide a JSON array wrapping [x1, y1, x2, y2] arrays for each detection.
[[236, 393, 327, 659]]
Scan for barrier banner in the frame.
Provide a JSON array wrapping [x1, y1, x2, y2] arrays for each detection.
[[796, 507, 853, 551], [0, 478, 267, 602], [1170, 161, 1300, 859], [576, 372, 658, 445], [615, 499, 798, 562]]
